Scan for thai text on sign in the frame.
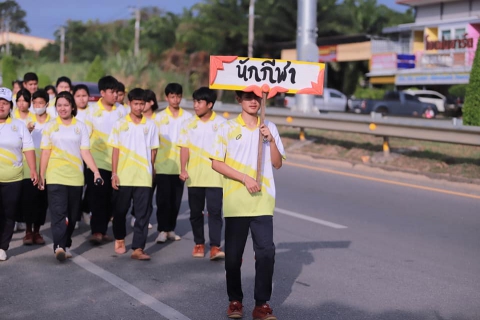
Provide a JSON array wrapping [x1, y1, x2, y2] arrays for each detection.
[[209, 56, 325, 98]]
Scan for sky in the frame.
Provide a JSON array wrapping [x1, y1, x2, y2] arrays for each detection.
[[21, 0, 407, 39]]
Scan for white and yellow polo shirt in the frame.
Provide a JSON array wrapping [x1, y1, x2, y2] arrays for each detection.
[[76, 108, 88, 123], [210, 115, 286, 217], [13, 108, 37, 126], [23, 114, 52, 179], [85, 98, 127, 171], [41, 117, 90, 186], [177, 111, 225, 187], [153, 107, 192, 175], [107, 114, 159, 187], [0, 118, 35, 183]]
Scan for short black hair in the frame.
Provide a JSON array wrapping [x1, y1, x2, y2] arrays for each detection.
[[44, 85, 56, 94], [32, 89, 49, 104], [165, 83, 183, 96], [23, 72, 38, 83], [73, 84, 90, 96], [16, 88, 31, 102], [56, 76, 72, 89], [193, 87, 217, 108], [144, 89, 159, 111], [117, 82, 125, 93], [55, 91, 78, 117], [98, 76, 119, 92], [12, 80, 23, 88], [128, 88, 146, 102]]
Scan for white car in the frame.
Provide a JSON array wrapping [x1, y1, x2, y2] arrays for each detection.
[[276, 88, 348, 112], [403, 90, 449, 113]]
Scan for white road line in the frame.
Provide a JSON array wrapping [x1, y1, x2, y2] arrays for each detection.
[[45, 238, 191, 320], [275, 207, 348, 229]]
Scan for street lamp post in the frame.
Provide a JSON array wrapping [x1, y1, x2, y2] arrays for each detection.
[[248, 0, 255, 58]]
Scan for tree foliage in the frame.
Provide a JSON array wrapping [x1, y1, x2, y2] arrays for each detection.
[[86, 55, 106, 82], [1, 55, 17, 86], [462, 38, 480, 126], [0, 0, 29, 33]]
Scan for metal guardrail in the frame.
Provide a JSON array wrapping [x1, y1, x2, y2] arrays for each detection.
[[181, 103, 480, 147]]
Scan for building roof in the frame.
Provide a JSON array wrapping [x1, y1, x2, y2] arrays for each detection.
[[0, 32, 53, 51], [396, 0, 459, 6], [383, 16, 480, 33]]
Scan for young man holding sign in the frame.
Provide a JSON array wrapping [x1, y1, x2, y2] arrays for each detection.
[[210, 91, 285, 320]]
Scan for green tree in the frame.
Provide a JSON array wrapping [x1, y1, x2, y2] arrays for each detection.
[[1, 55, 17, 87], [462, 38, 480, 126], [86, 55, 106, 82], [0, 0, 29, 33]]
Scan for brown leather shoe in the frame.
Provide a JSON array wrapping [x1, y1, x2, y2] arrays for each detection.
[[115, 240, 126, 254], [23, 232, 33, 245], [33, 233, 45, 245], [210, 246, 225, 260], [227, 301, 243, 319], [252, 304, 277, 320], [131, 248, 150, 260], [102, 234, 114, 243], [89, 233, 103, 245]]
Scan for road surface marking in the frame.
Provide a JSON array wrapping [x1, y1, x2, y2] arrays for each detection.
[[46, 239, 191, 320], [275, 207, 347, 229], [285, 162, 480, 200]]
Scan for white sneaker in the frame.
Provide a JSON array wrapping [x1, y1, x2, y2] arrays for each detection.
[[148, 223, 153, 229], [131, 217, 136, 228], [65, 248, 73, 259], [82, 212, 91, 225], [156, 231, 167, 243], [13, 223, 17, 233], [167, 231, 181, 241], [16, 222, 26, 231], [55, 247, 66, 261], [0, 249, 7, 261]]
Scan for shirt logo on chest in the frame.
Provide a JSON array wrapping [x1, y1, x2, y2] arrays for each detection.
[[11, 125, 18, 132], [74, 126, 81, 135]]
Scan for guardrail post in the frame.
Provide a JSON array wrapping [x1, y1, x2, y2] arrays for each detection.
[[299, 127, 306, 141], [383, 136, 390, 156]]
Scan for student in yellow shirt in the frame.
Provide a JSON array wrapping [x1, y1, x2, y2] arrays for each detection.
[[47, 76, 73, 118], [178, 87, 226, 260], [39, 91, 103, 262], [153, 83, 192, 243], [210, 91, 285, 320], [45, 85, 57, 108], [0, 87, 37, 261], [109, 88, 159, 260], [19, 89, 51, 246], [12, 80, 23, 107], [130, 89, 158, 229], [84, 76, 126, 244], [22, 72, 38, 95]]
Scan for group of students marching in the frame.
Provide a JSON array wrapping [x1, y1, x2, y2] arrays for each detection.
[[0, 72, 285, 320]]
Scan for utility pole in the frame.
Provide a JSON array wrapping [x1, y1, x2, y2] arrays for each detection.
[[60, 26, 65, 64], [295, 0, 319, 113], [134, 7, 140, 57], [5, 18, 10, 55], [248, 0, 255, 58]]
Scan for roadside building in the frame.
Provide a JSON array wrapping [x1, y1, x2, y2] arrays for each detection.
[[368, 0, 479, 94]]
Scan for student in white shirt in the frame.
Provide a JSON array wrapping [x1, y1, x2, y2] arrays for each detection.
[[0, 87, 37, 261]]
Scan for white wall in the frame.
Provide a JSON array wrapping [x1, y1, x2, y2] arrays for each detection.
[[416, 4, 441, 22], [443, 0, 470, 20]]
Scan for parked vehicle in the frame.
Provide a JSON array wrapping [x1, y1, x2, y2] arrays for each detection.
[[73, 82, 101, 102], [274, 88, 348, 112], [350, 91, 438, 118], [403, 89, 461, 114]]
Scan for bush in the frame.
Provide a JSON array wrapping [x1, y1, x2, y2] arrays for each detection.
[[448, 84, 467, 98], [86, 55, 106, 82], [352, 87, 385, 100], [463, 38, 480, 126], [1, 55, 18, 87]]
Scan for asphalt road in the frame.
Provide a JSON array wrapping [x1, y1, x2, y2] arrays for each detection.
[[1, 156, 479, 320]]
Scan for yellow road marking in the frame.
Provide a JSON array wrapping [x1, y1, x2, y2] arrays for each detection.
[[285, 162, 480, 200]]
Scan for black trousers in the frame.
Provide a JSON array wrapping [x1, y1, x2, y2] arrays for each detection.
[[225, 216, 275, 304], [112, 186, 152, 250], [131, 180, 156, 219], [0, 181, 22, 251], [188, 187, 223, 247], [86, 168, 112, 235], [155, 174, 184, 232], [47, 184, 83, 251], [20, 179, 48, 225]]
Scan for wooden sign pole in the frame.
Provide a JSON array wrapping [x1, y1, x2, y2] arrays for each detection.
[[256, 91, 268, 186]]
